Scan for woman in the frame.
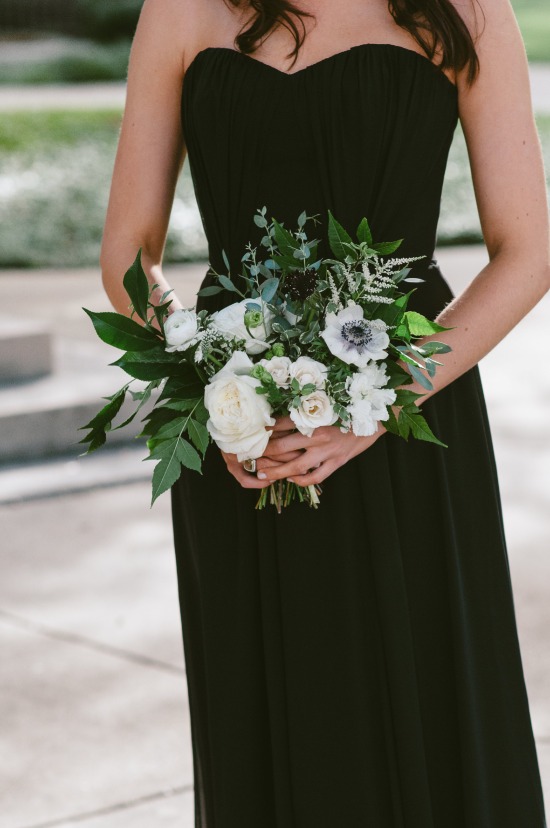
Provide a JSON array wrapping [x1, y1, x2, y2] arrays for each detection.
[[100, 0, 549, 824]]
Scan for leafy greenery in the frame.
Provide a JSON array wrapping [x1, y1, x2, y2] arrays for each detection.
[[81, 214, 453, 505]]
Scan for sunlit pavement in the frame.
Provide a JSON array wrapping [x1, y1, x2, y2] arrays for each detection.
[[0, 248, 549, 826]]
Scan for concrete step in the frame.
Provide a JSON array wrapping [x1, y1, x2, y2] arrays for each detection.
[[0, 317, 53, 381], [0, 337, 152, 463]]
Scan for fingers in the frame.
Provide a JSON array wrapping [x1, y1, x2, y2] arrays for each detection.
[[261, 449, 303, 464], [288, 461, 335, 487], [271, 416, 295, 433], [220, 452, 272, 489], [257, 450, 324, 483]]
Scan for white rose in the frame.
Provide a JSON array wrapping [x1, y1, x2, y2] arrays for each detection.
[[204, 351, 275, 460], [259, 355, 292, 388], [288, 356, 328, 389], [164, 309, 201, 353], [210, 300, 273, 355], [289, 390, 338, 437]]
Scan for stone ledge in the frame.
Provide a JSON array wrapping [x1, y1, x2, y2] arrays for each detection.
[[0, 318, 53, 381]]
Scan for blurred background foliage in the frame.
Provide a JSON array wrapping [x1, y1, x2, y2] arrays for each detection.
[[0, 0, 549, 267]]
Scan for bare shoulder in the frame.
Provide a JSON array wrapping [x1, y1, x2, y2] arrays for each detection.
[[130, 0, 216, 77], [446, 0, 529, 93], [134, 0, 243, 75]]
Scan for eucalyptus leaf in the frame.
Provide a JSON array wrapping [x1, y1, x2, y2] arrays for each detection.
[[261, 278, 279, 302], [408, 363, 434, 391], [197, 285, 223, 297], [218, 275, 239, 293]]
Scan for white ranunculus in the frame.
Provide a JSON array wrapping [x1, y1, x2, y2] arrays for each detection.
[[204, 351, 275, 460], [345, 382, 397, 437], [320, 302, 390, 367], [345, 361, 391, 401], [210, 300, 273, 355], [164, 309, 201, 353], [288, 356, 328, 389], [259, 355, 292, 388], [289, 390, 338, 437]]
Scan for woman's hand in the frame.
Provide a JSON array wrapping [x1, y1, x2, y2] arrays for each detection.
[[256, 416, 386, 487], [220, 418, 304, 489]]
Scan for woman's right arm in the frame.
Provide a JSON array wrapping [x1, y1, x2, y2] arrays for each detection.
[[100, 0, 198, 317]]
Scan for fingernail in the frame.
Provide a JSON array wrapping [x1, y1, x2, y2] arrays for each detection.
[[257, 472, 267, 480], [287, 478, 295, 483]]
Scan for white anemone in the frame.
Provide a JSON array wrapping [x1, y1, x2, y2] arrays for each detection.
[[320, 303, 390, 367]]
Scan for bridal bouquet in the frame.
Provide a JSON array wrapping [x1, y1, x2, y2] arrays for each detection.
[[80, 209, 451, 510]]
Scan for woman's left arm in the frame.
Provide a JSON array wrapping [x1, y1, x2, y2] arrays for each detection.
[[258, 0, 550, 487]]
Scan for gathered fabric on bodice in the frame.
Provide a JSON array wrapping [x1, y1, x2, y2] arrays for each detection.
[[181, 44, 459, 314]]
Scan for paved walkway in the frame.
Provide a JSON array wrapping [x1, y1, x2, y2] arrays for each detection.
[[0, 249, 549, 826], [0, 62, 549, 112]]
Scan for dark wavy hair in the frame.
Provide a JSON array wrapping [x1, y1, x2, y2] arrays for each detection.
[[227, 0, 482, 85]]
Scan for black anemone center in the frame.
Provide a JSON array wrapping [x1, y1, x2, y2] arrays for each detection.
[[341, 320, 372, 348]]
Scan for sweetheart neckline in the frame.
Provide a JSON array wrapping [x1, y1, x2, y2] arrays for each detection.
[[182, 42, 458, 96]]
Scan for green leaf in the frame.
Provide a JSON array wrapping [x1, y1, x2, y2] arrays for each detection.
[[154, 417, 189, 441], [158, 373, 204, 402], [399, 408, 447, 447], [261, 277, 279, 302], [382, 405, 400, 437], [374, 239, 403, 255], [111, 381, 158, 431], [123, 249, 150, 322], [416, 340, 452, 356], [222, 250, 231, 271], [151, 450, 183, 504], [394, 388, 424, 407], [112, 348, 182, 380], [327, 210, 353, 259], [176, 438, 202, 471], [218, 275, 240, 293], [403, 311, 450, 336], [188, 418, 210, 455], [408, 363, 434, 391], [272, 219, 300, 258], [198, 285, 223, 297], [78, 384, 129, 452], [356, 217, 373, 245], [83, 309, 159, 351], [163, 398, 202, 412]]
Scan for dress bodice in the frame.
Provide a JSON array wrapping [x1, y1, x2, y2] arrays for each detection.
[[181, 43, 459, 314]]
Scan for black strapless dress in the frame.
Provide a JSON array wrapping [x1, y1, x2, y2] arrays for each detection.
[[171, 44, 547, 827]]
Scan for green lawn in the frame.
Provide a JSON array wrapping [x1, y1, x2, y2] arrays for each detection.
[[512, 0, 550, 61], [0, 110, 549, 267]]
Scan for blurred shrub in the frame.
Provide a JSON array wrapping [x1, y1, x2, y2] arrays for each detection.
[[0, 39, 131, 84], [74, 0, 143, 42]]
